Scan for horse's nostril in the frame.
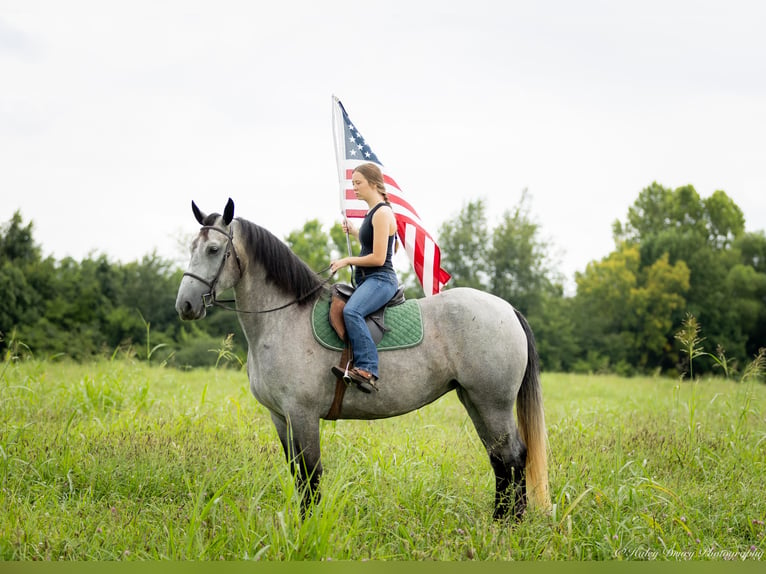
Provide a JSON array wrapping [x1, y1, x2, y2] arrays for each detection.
[[183, 300, 192, 313]]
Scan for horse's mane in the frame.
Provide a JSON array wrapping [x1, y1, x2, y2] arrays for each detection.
[[227, 216, 327, 305]]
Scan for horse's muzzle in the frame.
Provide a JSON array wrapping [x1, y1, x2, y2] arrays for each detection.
[[176, 294, 207, 321]]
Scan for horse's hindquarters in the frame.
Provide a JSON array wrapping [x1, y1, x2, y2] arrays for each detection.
[[418, 288, 528, 394]]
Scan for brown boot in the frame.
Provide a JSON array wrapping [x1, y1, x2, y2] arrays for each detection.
[[346, 367, 379, 393]]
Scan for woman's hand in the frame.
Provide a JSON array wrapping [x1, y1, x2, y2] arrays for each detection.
[[342, 219, 358, 238], [330, 258, 350, 274]]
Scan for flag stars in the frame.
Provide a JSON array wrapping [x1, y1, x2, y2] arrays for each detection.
[[342, 117, 377, 161]]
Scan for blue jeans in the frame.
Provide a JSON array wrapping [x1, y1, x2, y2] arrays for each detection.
[[343, 271, 398, 379]]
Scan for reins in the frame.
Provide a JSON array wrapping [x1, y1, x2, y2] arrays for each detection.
[[211, 269, 334, 314], [183, 224, 335, 315]]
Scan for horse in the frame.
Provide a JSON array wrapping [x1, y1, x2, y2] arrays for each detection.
[[175, 198, 550, 520]]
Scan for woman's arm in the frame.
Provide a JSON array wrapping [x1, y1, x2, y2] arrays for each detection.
[[331, 207, 396, 272]]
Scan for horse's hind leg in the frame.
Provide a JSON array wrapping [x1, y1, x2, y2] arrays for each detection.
[[456, 387, 527, 520], [270, 411, 323, 516]]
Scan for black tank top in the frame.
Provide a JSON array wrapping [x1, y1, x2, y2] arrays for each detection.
[[355, 202, 396, 284]]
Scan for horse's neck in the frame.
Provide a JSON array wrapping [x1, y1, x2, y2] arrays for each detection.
[[233, 266, 304, 339]]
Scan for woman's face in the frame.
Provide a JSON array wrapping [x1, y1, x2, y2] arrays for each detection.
[[351, 171, 374, 200]]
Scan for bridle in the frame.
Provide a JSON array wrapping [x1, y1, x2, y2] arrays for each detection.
[[182, 225, 242, 309], [182, 224, 333, 314]]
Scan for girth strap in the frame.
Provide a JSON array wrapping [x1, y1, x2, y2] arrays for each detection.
[[325, 346, 351, 420]]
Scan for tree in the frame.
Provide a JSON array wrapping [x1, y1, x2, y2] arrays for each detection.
[[572, 245, 690, 374], [0, 211, 40, 264], [489, 190, 561, 316], [734, 231, 766, 359], [488, 192, 574, 372], [437, 199, 491, 290], [737, 230, 766, 274], [0, 262, 33, 342], [704, 190, 746, 249], [285, 219, 335, 273], [628, 253, 691, 370], [0, 212, 46, 353], [608, 182, 758, 374], [573, 245, 642, 373], [18, 255, 116, 358]]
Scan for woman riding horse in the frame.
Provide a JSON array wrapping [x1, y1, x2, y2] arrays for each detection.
[[330, 163, 398, 393], [175, 198, 550, 520]]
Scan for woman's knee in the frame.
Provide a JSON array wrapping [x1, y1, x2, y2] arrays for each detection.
[[343, 303, 363, 321]]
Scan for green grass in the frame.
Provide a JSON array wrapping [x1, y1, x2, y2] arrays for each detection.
[[1, 360, 764, 561]]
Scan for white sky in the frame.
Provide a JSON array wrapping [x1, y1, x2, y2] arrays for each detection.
[[2, 0, 765, 293]]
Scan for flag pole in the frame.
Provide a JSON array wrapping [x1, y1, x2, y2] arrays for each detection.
[[332, 95, 354, 273]]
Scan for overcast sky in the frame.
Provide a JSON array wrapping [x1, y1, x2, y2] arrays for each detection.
[[2, 0, 765, 293]]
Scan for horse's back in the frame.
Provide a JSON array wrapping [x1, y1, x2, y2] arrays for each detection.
[[421, 287, 524, 336], [418, 287, 528, 390]]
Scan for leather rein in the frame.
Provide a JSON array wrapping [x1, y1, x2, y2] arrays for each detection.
[[182, 224, 333, 315]]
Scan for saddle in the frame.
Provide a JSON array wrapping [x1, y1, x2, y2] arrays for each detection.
[[325, 283, 405, 419], [328, 283, 406, 345]]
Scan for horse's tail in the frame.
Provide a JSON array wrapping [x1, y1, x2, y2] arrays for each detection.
[[514, 308, 551, 512]]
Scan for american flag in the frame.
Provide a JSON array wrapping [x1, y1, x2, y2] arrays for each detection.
[[332, 97, 451, 296]]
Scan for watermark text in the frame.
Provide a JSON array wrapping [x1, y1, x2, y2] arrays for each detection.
[[615, 546, 763, 561]]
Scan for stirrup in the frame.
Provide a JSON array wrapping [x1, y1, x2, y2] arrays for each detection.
[[331, 365, 353, 386], [330, 365, 375, 394]]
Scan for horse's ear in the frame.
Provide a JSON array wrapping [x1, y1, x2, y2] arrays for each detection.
[[223, 198, 235, 225], [191, 201, 206, 225]]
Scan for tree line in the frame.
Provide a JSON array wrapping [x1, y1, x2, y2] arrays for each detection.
[[1, 182, 765, 378], [439, 185, 765, 378], [0, 212, 241, 367]]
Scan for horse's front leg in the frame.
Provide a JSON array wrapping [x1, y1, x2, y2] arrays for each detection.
[[269, 411, 323, 515]]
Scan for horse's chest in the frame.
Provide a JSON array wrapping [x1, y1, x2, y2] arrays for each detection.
[[246, 346, 284, 413], [248, 378, 276, 411], [246, 365, 274, 407], [244, 327, 324, 415]]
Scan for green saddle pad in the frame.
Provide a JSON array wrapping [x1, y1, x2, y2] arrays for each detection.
[[311, 296, 424, 352]]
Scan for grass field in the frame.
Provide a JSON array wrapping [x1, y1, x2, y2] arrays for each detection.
[[1, 358, 764, 561]]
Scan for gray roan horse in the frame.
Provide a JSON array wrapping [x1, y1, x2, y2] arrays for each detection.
[[175, 199, 550, 520]]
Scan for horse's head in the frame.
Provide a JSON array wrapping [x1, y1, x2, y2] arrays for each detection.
[[175, 198, 241, 320]]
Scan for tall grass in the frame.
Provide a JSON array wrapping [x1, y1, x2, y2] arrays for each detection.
[[1, 358, 764, 560]]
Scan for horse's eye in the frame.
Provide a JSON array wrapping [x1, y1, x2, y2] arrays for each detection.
[[207, 245, 220, 255]]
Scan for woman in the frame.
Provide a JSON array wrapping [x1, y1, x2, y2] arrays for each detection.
[[330, 163, 399, 392]]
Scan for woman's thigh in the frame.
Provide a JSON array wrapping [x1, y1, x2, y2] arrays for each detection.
[[345, 274, 397, 317]]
